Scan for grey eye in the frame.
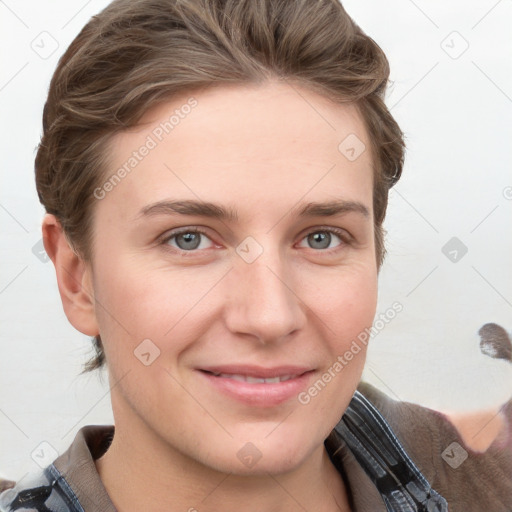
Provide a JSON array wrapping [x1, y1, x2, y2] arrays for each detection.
[[297, 228, 347, 252], [175, 232, 201, 250], [306, 231, 340, 250]]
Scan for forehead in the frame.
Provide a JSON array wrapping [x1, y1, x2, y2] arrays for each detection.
[[98, 81, 374, 222]]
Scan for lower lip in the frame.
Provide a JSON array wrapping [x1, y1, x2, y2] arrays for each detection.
[[198, 370, 314, 407]]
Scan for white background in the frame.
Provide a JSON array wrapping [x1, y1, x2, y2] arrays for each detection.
[[1, 0, 511, 481]]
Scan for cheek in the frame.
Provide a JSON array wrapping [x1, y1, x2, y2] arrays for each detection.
[[309, 263, 378, 348], [295, 279, 376, 443], [91, 256, 219, 365], [303, 270, 376, 422]]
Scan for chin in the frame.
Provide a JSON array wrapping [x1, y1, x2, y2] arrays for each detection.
[[201, 433, 317, 477]]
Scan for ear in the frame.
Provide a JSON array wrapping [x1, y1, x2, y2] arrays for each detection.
[[42, 214, 99, 336]]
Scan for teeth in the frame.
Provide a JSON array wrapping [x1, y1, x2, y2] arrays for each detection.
[[214, 372, 298, 383], [226, 374, 246, 382], [245, 376, 265, 383], [261, 376, 280, 383]]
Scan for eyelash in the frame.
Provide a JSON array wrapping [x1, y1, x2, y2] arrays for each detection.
[[159, 226, 351, 256]]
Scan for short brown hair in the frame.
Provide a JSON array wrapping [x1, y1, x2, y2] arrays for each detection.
[[35, 0, 405, 374]]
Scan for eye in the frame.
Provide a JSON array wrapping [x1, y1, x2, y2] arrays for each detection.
[[162, 228, 214, 252], [160, 226, 351, 255], [297, 228, 349, 251]]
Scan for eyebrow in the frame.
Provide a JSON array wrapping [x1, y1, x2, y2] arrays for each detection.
[[137, 198, 370, 222]]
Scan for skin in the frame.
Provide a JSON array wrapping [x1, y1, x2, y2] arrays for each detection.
[[43, 80, 378, 512]]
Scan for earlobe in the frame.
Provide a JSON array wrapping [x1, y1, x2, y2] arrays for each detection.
[[42, 214, 99, 337]]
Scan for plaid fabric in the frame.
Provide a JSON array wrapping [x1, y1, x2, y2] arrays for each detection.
[[337, 390, 449, 512]]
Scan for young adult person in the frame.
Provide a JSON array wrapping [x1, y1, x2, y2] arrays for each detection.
[[1, 1, 510, 511]]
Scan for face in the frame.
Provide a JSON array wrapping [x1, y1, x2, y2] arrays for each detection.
[[86, 81, 378, 475]]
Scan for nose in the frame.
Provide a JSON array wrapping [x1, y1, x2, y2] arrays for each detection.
[[223, 242, 306, 344]]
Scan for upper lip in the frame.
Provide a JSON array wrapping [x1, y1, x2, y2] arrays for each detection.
[[198, 365, 314, 378]]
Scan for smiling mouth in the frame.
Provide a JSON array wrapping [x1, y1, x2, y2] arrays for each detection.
[[202, 370, 301, 383], [198, 367, 314, 406]]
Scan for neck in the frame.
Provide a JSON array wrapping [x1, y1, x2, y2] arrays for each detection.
[[94, 419, 351, 512]]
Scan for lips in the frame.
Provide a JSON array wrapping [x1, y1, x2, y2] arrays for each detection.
[[199, 364, 312, 379], [197, 365, 315, 406]]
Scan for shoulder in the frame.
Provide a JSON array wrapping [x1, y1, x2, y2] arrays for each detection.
[[0, 424, 114, 512], [0, 478, 16, 511], [356, 381, 512, 512], [0, 464, 80, 512], [355, 381, 446, 475]]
